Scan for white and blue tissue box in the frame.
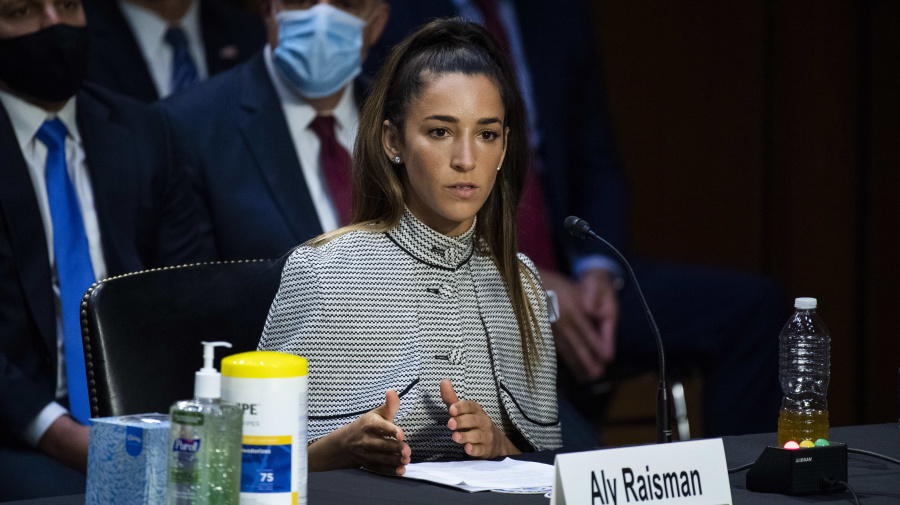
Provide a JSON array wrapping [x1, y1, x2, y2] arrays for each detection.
[[86, 414, 170, 505]]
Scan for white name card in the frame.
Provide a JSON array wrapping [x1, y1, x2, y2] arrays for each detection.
[[550, 439, 732, 505]]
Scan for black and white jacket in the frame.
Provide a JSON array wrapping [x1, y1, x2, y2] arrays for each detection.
[[259, 211, 562, 459]]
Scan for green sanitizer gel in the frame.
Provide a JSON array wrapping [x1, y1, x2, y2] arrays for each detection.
[[167, 342, 243, 505]]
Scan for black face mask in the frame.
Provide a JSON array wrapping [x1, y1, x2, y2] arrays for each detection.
[[0, 24, 89, 102]]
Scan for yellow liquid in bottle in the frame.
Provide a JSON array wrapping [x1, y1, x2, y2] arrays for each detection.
[[777, 408, 829, 447]]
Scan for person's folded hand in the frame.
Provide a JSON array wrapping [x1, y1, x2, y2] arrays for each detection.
[[540, 269, 614, 382], [38, 414, 89, 473]]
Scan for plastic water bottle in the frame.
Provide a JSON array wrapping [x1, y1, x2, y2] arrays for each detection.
[[777, 297, 830, 446]]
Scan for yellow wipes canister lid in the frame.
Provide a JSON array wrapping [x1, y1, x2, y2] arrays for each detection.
[[221, 351, 308, 378]]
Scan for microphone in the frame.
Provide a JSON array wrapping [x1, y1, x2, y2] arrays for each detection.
[[564, 216, 672, 444]]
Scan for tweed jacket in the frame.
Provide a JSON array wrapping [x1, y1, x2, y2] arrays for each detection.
[[259, 212, 562, 458]]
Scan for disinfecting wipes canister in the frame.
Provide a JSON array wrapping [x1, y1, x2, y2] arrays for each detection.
[[221, 351, 308, 505]]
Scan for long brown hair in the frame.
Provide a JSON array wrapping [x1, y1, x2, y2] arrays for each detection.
[[311, 17, 544, 379]]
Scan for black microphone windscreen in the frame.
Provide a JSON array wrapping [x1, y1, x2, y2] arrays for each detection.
[[564, 216, 591, 239]]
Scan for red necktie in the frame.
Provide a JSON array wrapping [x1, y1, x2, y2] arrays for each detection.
[[471, 0, 512, 56], [309, 115, 353, 226], [517, 156, 557, 271], [473, 0, 557, 270]]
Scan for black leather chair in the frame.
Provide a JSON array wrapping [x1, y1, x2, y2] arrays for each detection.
[[81, 259, 286, 418]]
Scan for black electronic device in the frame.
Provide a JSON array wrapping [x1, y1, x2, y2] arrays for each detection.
[[746, 444, 848, 495]]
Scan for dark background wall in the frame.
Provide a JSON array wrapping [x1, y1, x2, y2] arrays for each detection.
[[234, 0, 900, 428], [590, 0, 900, 428]]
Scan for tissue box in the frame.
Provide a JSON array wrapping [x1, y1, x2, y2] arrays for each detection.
[[86, 414, 170, 505]]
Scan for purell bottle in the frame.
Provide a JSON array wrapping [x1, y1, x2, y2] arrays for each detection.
[[167, 342, 243, 505]]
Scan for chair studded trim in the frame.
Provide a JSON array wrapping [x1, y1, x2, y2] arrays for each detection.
[[81, 259, 284, 418]]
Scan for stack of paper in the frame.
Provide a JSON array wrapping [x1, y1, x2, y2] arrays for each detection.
[[402, 458, 554, 494]]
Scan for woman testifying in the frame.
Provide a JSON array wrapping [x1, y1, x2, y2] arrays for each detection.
[[259, 18, 561, 475]]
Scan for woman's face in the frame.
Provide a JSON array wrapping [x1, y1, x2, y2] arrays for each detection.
[[383, 72, 507, 237]]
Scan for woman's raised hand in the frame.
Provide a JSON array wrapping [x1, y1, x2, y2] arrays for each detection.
[[440, 379, 521, 459], [308, 389, 411, 475]]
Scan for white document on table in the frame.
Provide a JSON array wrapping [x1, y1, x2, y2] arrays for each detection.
[[402, 457, 554, 493]]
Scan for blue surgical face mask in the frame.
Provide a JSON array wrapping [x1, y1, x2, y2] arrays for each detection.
[[273, 4, 365, 99]]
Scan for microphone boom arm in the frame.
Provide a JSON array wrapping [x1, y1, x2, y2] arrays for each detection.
[[564, 216, 673, 443]]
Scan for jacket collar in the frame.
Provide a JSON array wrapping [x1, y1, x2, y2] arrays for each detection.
[[237, 52, 321, 243], [387, 209, 475, 271]]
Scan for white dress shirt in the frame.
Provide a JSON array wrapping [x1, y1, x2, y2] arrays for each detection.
[[263, 44, 358, 234], [118, 0, 208, 99], [0, 90, 108, 445]]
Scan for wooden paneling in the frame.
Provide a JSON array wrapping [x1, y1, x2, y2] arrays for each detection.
[[863, 0, 900, 424], [590, 0, 898, 429], [767, 2, 862, 428], [591, 2, 767, 270]]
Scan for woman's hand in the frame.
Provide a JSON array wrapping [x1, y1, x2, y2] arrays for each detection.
[[308, 389, 412, 475], [440, 379, 521, 458]]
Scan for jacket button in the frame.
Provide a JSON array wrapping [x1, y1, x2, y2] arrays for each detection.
[[444, 248, 458, 262]]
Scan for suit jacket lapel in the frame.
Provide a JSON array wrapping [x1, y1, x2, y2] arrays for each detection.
[[0, 102, 56, 356], [76, 90, 140, 276], [83, 0, 159, 102], [238, 56, 322, 241]]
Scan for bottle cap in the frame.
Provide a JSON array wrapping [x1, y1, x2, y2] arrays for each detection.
[[794, 297, 817, 309], [195, 341, 232, 399]]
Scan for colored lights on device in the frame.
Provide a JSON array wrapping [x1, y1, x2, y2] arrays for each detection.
[[783, 439, 830, 450]]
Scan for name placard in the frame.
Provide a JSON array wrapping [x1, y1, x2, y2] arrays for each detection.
[[550, 439, 732, 505]]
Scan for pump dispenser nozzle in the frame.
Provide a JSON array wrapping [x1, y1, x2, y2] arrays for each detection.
[[195, 341, 232, 399]]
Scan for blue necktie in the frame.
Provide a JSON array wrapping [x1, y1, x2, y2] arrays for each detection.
[[36, 118, 95, 424], [164, 26, 199, 93]]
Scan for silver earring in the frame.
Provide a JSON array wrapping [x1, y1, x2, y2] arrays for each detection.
[[497, 165, 501, 171], [393, 156, 401, 164]]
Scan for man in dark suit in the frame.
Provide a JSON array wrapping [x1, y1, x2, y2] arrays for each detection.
[[83, 0, 266, 101], [0, 1, 214, 499], [367, 0, 785, 439], [160, 0, 390, 259]]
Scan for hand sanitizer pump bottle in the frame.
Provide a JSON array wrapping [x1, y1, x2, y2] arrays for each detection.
[[167, 342, 243, 505]]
